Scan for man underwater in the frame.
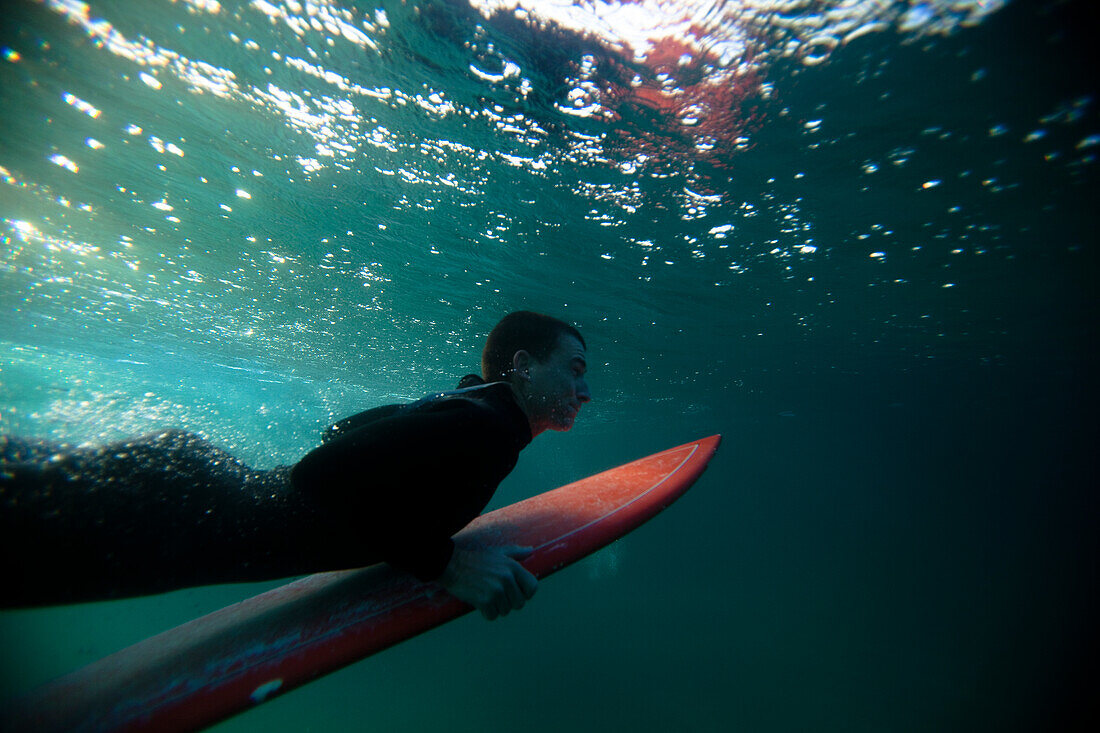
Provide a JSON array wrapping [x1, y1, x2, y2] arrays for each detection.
[[0, 311, 591, 620]]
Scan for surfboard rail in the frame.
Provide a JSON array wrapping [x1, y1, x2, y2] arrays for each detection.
[[2, 435, 720, 732]]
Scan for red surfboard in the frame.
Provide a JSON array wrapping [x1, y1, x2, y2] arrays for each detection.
[[4, 435, 720, 732]]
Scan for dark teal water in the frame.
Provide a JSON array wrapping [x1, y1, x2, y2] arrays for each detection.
[[1, 1, 1096, 730]]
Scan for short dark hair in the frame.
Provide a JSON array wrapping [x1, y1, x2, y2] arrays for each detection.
[[482, 311, 585, 381]]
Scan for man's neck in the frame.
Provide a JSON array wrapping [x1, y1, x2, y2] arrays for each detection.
[[508, 381, 547, 438]]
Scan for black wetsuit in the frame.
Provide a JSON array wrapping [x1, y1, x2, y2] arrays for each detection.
[[0, 377, 531, 608]]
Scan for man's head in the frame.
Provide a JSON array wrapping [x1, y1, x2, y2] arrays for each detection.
[[483, 311, 591, 436]]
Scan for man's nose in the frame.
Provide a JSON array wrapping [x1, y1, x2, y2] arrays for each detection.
[[577, 380, 592, 403]]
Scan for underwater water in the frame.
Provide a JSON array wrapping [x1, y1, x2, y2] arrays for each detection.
[[0, 0, 1096, 730]]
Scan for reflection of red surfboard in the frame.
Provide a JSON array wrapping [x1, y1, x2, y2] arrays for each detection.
[[5, 435, 721, 732]]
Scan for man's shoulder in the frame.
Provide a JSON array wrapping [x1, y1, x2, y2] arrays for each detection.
[[415, 382, 513, 419], [325, 382, 511, 441], [322, 403, 406, 443], [317, 380, 528, 459]]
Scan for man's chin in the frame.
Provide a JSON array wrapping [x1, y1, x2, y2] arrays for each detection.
[[551, 416, 576, 432]]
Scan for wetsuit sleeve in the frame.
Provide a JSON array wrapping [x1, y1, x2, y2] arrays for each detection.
[[289, 402, 513, 581]]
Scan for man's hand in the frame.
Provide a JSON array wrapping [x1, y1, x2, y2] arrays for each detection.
[[437, 545, 538, 620]]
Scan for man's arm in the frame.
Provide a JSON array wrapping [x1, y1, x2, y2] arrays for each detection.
[[290, 402, 527, 594]]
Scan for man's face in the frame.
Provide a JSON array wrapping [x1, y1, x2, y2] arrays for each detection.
[[526, 334, 591, 432]]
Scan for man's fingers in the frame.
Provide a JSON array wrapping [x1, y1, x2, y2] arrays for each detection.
[[495, 581, 516, 618], [502, 547, 538, 602], [502, 545, 534, 560], [503, 574, 526, 611], [494, 556, 535, 619], [515, 565, 538, 600]]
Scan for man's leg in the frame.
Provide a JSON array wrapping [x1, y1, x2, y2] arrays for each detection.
[[1, 429, 257, 607]]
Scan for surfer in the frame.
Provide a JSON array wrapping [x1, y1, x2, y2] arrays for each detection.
[[0, 311, 590, 620]]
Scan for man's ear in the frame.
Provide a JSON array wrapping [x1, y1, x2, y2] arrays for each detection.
[[511, 350, 532, 381]]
